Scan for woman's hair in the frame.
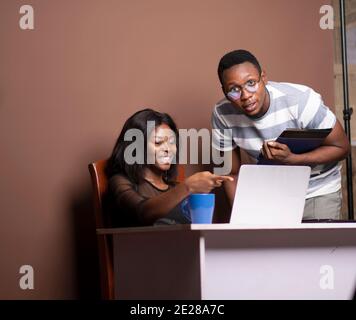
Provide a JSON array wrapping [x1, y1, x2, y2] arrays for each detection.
[[106, 108, 179, 184]]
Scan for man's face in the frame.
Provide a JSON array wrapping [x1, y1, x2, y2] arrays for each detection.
[[221, 62, 269, 118]]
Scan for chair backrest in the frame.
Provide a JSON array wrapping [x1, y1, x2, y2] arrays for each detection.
[[88, 159, 114, 300], [88, 159, 109, 228], [88, 159, 185, 299]]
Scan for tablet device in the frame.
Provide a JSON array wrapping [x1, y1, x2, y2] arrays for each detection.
[[257, 128, 332, 164]]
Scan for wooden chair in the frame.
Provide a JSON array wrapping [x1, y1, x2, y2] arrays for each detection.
[[88, 159, 185, 300], [88, 159, 114, 300]]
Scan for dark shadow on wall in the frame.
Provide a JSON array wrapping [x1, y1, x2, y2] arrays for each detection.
[[213, 185, 232, 223], [200, 163, 232, 223], [69, 179, 101, 300], [201, 149, 254, 223]]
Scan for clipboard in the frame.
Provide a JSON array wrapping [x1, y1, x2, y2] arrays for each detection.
[[257, 128, 332, 165]]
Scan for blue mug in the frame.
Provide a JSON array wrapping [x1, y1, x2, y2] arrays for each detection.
[[181, 193, 215, 224]]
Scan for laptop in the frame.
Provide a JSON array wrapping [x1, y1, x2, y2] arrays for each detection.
[[229, 165, 311, 226]]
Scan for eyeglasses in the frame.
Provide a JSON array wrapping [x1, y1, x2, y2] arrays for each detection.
[[226, 77, 261, 101]]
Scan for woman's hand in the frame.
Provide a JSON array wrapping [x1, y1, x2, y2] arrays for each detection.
[[184, 171, 234, 194]]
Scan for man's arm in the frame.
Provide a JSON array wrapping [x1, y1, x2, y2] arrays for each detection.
[[262, 119, 350, 165], [222, 148, 241, 207]]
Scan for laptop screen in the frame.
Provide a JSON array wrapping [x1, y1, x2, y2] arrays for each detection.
[[230, 165, 311, 226]]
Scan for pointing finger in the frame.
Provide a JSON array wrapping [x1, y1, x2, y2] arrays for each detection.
[[215, 175, 234, 182]]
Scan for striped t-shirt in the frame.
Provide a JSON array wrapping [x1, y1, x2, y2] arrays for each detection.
[[212, 81, 341, 199]]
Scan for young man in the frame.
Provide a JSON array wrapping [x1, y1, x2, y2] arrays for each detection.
[[212, 49, 350, 220]]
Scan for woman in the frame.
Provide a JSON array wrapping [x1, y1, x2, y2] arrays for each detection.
[[106, 108, 232, 227]]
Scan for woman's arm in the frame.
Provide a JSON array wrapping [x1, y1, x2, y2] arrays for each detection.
[[140, 172, 233, 224], [110, 172, 233, 225]]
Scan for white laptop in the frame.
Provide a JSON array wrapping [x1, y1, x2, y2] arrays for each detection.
[[229, 165, 311, 226]]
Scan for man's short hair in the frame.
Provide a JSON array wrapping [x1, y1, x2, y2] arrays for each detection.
[[218, 49, 262, 84]]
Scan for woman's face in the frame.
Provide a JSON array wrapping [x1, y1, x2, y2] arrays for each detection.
[[147, 123, 177, 172]]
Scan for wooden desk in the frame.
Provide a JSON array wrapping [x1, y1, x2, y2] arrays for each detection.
[[98, 223, 356, 300]]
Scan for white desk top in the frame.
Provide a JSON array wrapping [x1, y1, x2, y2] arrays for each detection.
[[97, 222, 356, 235]]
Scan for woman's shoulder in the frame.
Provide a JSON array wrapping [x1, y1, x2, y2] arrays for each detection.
[[109, 173, 131, 183], [109, 174, 179, 194], [108, 173, 135, 191]]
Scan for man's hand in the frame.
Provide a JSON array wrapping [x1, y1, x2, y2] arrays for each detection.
[[261, 120, 350, 166], [261, 141, 297, 164]]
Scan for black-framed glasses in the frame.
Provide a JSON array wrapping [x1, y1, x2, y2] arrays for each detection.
[[226, 77, 261, 101]]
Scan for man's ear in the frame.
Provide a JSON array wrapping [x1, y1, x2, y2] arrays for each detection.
[[261, 70, 267, 84], [221, 85, 227, 95], [221, 85, 229, 100]]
